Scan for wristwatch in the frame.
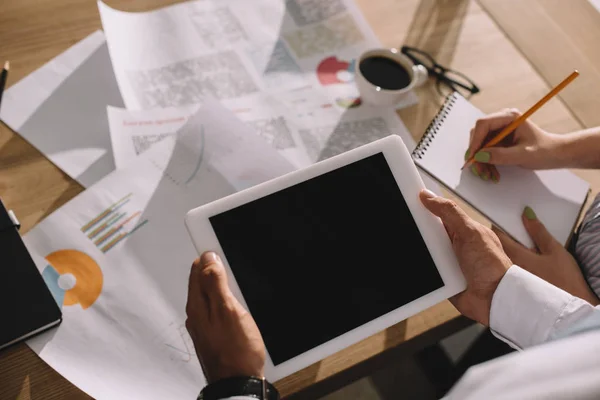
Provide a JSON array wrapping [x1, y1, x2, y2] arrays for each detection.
[[198, 376, 280, 400]]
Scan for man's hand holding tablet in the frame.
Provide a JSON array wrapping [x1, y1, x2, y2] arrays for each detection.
[[418, 190, 512, 326], [185, 189, 513, 398], [184, 135, 469, 382], [184, 135, 600, 400]]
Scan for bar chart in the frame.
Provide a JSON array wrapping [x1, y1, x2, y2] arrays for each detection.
[[81, 193, 149, 253]]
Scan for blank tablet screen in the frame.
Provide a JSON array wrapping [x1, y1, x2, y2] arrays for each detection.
[[209, 152, 444, 365]]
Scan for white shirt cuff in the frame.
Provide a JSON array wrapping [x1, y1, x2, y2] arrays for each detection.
[[489, 265, 575, 349]]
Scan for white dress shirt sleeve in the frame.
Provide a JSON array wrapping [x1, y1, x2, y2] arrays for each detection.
[[223, 266, 600, 400], [489, 265, 600, 349], [444, 330, 600, 400]]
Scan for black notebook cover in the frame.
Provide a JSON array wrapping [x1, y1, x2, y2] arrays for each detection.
[[0, 200, 62, 350]]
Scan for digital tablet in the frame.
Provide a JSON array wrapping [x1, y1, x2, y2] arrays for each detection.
[[184, 135, 466, 381]]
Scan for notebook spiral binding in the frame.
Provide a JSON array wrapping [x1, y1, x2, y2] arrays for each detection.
[[412, 93, 459, 159]]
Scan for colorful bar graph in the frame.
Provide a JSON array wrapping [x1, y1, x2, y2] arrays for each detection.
[[81, 194, 133, 233], [87, 212, 126, 239], [80, 193, 149, 253], [94, 211, 141, 246], [100, 219, 149, 253]]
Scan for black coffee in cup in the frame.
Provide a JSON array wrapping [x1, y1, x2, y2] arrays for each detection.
[[359, 56, 411, 90]]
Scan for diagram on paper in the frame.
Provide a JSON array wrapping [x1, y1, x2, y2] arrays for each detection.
[[286, 0, 346, 26], [147, 321, 198, 365], [163, 323, 196, 363], [299, 117, 392, 161], [127, 51, 259, 108], [246, 117, 296, 150], [132, 133, 176, 156], [42, 250, 103, 310], [317, 56, 361, 108], [284, 13, 364, 58], [246, 40, 306, 89], [150, 126, 206, 187], [81, 193, 149, 253], [190, 7, 248, 49]]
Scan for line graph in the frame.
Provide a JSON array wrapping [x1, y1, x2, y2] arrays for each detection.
[[184, 126, 205, 184]]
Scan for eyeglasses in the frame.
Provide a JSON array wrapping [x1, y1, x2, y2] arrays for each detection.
[[401, 46, 480, 98]]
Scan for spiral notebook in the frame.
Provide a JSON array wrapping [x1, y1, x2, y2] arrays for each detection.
[[412, 92, 590, 248]]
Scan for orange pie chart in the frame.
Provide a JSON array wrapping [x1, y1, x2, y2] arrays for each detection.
[[45, 249, 103, 309]]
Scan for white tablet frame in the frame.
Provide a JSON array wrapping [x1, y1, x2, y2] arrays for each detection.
[[185, 135, 466, 381]]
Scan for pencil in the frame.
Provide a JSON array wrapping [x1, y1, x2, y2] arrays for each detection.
[[462, 69, 580, 170], [0, 61, 9, 109]]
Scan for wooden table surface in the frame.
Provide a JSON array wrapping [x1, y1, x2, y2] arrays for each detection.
[[0, 0, 597, 399]]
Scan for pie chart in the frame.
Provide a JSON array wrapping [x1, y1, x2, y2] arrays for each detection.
[[43, 249, 103, 309], [317, 56, 361, 108], [316, 56, 356, 86]]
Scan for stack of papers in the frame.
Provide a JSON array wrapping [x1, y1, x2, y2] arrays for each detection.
[[25, 101, 294, 399], [0, 1, 436, 399]]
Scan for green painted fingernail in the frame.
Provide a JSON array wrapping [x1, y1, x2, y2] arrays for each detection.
[[524, 206, 537, 220], [491, 174, 499, 183], [470, 165, 479, 177], [464, 149, 470, 161], [474, 151, 490, 163], [482, 171, 489, 181]]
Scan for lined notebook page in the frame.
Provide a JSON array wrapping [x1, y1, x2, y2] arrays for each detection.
[[413, 93, 590, 248]]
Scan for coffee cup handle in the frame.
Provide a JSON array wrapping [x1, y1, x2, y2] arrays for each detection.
[[412, 64, 429, 87]]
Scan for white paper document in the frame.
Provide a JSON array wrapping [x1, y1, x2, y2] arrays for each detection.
[[106, 94, 443, 191], [0, 31, 125, 187], [107, 104, 199, 169], [107, 94, 314, 169], [24, 101, 294, 400], [108, 92, 429, 166], [0, 30, 106, 130], [98, 0, 418, 163]]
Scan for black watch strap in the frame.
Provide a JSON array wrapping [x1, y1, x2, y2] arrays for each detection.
[[198, 376, 280, 400]]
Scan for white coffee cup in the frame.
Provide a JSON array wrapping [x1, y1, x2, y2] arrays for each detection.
[[354, 48, 428, 106]]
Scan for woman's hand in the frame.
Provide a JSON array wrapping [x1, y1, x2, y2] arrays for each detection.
[[466, 109, 566, 182], [185, 252, 266, 383], [493, 207, 600, 306], [420, 190, 513, 325]]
